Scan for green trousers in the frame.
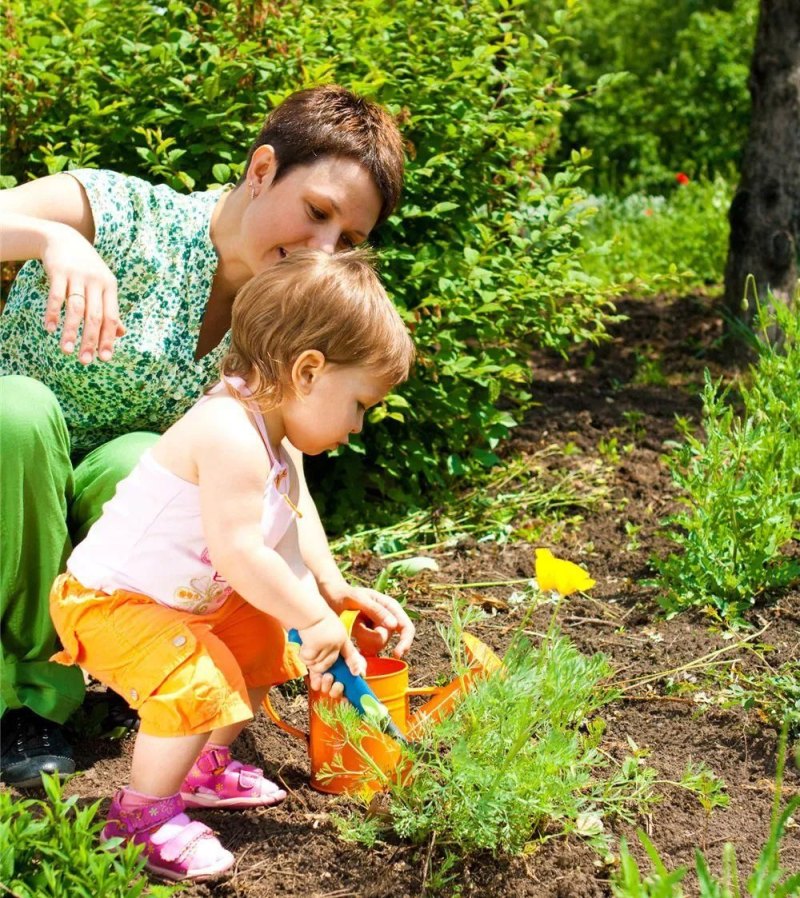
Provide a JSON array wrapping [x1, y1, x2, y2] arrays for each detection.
[[0, 375, 158, 724]]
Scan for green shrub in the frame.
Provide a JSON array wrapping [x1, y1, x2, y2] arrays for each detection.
[[580, 176, 733, 292], [654, 297, 800, 619], [2, 0, 616, 523], [555, 0, 757, 193], [0, 773, 180, 897]]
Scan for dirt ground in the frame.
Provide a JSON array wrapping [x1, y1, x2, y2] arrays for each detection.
[[35, 293, 800, 895]]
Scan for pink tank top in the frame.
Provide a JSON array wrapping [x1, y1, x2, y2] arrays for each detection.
[[67, 378, 297, 614]]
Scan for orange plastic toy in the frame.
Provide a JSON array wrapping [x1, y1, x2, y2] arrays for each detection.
[[263, 626, 503, 795]]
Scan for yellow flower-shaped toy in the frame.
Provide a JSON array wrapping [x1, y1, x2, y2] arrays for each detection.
[[535, 548, 596, 596]]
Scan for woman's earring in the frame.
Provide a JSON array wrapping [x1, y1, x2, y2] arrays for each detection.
[[248, 181, 255, 200]]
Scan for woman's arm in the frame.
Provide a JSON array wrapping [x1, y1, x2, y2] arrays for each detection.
[[0, 174, 124, 362]]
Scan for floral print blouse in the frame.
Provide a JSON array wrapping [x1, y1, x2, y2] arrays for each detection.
[[0, 169, 229, 452]]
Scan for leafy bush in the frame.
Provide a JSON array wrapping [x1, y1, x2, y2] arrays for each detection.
[[554, 0, 757, 193], [580, 176, 733, 292], [654, 297, 800, 619], [0, 773, 180, 897], [2, 0, 617, 523]]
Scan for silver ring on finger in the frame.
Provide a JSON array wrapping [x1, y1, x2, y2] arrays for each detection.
[[66, 292, 86, 301]]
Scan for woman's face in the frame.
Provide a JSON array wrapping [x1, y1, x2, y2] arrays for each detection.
[[241, 147, 383, 275]]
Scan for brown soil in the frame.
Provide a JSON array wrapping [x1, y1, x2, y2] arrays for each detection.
[[24, 293, 800, 896]]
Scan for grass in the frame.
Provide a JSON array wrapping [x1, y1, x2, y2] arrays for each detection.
[[580, 176, 733, 293], [611, 723, 800, 898]]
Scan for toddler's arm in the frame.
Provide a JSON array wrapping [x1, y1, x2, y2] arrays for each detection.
[[195, 408, 362, 678], [282, 440, 415, 658]]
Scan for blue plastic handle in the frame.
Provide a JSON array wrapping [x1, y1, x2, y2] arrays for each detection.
[[288, 628, 405, 742]]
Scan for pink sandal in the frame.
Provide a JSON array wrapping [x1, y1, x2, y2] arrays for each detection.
[[102, 790, 234, 881], [181, 744, 287, 809]]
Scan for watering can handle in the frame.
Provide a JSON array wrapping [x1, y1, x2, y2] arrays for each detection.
[[261, 610, 363, 744], [262, 690, 308, 743]]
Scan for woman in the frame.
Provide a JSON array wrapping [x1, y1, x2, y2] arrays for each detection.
[[0, 85, 413, 787]]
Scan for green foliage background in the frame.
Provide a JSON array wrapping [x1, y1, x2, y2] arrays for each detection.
[[553, 0, 758, 192], [2, 0, 616, 525]]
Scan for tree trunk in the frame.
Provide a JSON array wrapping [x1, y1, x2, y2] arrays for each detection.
[[724, 0, 800, 330]]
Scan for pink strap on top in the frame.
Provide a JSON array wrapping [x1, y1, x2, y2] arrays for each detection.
[[212, 376, 284, 476]]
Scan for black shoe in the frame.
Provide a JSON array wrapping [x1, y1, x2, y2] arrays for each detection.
[[67, 688, 140, 740], [1, 708, 75, 788]]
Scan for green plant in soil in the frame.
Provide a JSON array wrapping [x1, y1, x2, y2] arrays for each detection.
[[611, 723, 800, 898], [654, 296, 800, 620], [321, 594, 740, 894], [326, 625, 657, 857], [332, 449, 609, 559], [0, 773, 181, 898], [710, 660, 800, 739]]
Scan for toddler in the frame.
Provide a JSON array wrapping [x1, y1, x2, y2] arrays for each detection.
[[49, 248, 415, 881]]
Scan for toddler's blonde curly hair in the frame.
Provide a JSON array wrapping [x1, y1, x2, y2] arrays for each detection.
[[221, 248, 415, 411]]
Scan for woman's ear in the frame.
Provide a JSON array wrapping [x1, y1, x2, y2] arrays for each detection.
[[248, 145, 278, 196], [291, 350, 326, 396]]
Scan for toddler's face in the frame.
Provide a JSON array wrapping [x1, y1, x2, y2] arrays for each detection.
[[282, 362, 391, 456]]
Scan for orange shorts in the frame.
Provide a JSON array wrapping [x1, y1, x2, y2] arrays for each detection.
[[49, 573, 304, 737]]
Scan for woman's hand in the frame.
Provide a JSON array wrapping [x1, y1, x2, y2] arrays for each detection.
[[320, 580, 415, 658], [41, 227, 125, 364], [0, 175, 126, 364]]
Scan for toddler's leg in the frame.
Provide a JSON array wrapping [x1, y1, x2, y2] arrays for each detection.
[[131, 731, 208, 797], [104, 730, 234, 881], [181, 597, 294, 810], [182, 687, 286, 808]]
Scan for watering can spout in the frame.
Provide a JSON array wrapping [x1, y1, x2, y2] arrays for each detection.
[[406, 632, 503, 737]]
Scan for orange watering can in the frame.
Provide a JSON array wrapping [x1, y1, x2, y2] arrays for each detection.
[[263, 621, 502, 794]]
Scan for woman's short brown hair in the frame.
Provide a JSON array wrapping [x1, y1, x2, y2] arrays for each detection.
[[241, 85, 405, 227], [222, 248, 415, 411]]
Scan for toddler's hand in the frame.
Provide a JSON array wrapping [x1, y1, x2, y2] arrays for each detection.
[[297, 613, 347, 673], [321, 582, 415, 658], [315, 640, 368, 698], [297, 614, 367, 693]]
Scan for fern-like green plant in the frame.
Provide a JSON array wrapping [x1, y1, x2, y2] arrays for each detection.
[[0, 774, 181, 898]]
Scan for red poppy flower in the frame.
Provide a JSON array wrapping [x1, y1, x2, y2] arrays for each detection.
[[675, 172, 690, 185]]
